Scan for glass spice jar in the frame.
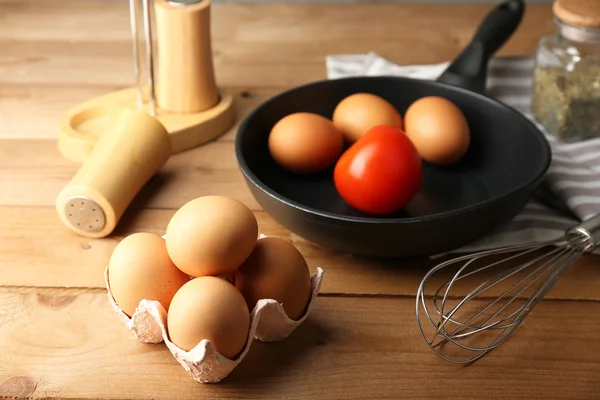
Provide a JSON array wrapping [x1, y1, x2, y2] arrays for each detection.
[[531, 0, 600, 142]]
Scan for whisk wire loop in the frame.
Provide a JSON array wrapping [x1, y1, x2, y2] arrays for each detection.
[[415, 235, 584, 364], [434, 245, 566, 335]]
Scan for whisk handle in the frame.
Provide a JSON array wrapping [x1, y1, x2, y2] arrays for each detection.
[[567, 213, 600, 251]]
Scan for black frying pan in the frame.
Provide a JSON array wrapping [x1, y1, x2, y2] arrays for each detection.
[[235, 0, 552, 258]]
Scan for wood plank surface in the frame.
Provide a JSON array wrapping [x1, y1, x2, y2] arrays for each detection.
[[0, 1, 556, 140], [0, 2, 554, 49], [1, 287, 599, 400], [2, 205, 600, 302], [0, 1, 554, 123], [0, 84, 274, 140], [0, 138, 260, 208], [3, 2, 600, 399]]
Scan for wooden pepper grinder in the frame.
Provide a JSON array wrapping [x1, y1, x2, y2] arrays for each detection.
[[56, 0, 235, 238], [57, 0, 234, 163], [155, 0, 220, 113], [56, 108, 171, 238]]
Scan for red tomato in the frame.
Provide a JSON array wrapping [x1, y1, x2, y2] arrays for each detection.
[[333, 125, 422, 215]]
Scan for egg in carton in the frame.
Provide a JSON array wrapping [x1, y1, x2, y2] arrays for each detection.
[[104, 264, 324, 383]]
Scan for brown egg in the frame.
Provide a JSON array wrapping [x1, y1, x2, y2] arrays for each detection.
[[108, 232, 191, 317], [167, 276, 250, 359], [404, 96, 471, 165], [165, 196, 258, 277], [268, 112, 343, 175], [332, 93, 403, 143], [233, 237, 311, 320]]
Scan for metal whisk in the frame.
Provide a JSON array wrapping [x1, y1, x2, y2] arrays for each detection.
[[416, 213, 600, 364]]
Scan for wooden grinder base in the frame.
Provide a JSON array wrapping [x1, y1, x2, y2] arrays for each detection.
[[58, 86, 234, 163]]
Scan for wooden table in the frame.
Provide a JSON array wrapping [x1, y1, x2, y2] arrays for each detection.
[[2, 1, 600, 399]]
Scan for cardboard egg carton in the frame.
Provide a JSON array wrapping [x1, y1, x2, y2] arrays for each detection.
[[104, 265, 324, 383]]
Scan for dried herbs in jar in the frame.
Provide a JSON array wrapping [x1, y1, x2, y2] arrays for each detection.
[[531, 64, 600, 141], [530, 0, 600, 142]]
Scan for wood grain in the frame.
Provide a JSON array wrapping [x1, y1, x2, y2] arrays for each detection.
[[1, 287, 599, 400], [0, 2, 554, 88], [3, 206, 600, 302], [2, 2, 599, 398], [0, 138, 261, 208], [0, 83, 276, 140], [0, 1, 555, 49]]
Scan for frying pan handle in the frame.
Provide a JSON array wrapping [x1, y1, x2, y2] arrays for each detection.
[[436, 0, 525, 94]]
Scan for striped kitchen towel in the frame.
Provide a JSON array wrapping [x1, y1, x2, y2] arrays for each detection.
[[326, 52, 600, 253]]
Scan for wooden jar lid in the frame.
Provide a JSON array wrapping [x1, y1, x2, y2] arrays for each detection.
[[554, 0, 600, 28]]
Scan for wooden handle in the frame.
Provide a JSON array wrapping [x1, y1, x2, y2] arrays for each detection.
[[154, 0, 220, 114], [56, 108, 171, 238]]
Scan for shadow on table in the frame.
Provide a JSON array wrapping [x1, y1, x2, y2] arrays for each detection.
[[111, 172, 173, 234], [222, 318, 330, 384]]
